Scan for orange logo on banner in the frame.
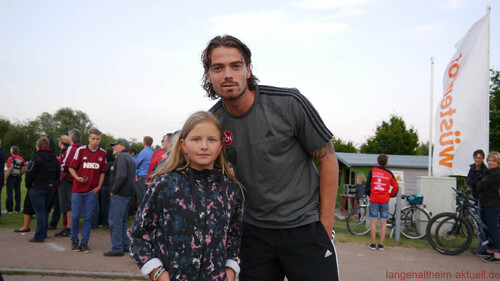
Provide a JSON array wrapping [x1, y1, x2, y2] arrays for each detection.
[[438, 54, 463, 168]]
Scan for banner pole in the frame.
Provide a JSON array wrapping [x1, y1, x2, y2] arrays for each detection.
[[429, 57, 434, 176], [486, 5, 491, 152]]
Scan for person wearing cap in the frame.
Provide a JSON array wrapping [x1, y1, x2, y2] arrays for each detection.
[[104, 138, 136, 256]]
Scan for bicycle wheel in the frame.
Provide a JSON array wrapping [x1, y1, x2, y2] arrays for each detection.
[[426, 212, 473, 255], [346, 205, 370, 235], [400, 206, 431, 239]]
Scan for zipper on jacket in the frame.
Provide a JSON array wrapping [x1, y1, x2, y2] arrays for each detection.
[[197, 171, 212, 281]]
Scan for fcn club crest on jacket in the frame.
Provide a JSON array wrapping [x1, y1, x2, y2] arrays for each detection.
[[223, 130, 233, 146]]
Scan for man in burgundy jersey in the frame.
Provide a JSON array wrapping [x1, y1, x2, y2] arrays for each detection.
[[68, 128, 107, 253], [56, 129, 83, 237]]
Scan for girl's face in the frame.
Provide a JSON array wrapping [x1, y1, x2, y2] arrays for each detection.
[[180, 122, 222, 171], [487, 156, 499, 169]]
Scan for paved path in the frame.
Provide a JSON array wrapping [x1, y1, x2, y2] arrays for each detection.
[[1, 229, 499, 280]]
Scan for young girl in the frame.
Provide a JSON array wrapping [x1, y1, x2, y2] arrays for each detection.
[[128, 111, 244, 281]]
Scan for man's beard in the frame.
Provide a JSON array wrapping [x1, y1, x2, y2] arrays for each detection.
[[222, 85, 247, 101]]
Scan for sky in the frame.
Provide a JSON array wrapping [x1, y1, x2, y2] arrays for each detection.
[[1, 0, 499, 149]]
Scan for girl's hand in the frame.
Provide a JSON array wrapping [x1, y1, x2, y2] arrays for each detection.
[[150, 268, 170, 281], [157, 272, 170, 281], [226, 267, 236, 281]]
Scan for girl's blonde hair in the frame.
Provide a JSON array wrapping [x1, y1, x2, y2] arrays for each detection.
[[487, 151, 500, 166], [152, 111, 243, 190], [356, 173, 366, 185]]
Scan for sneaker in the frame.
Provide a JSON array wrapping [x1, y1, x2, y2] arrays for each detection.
[[368, 243, 377, 250], [474, 249, 492, 257], [71, 241, 80, 252], [80, 243, 90, 253], [377, 244, 384, 250], [483, 256, 500, 263], [55, 228, 70, 237], [103, 250, 124, 257], [29, 238, 44, 243]]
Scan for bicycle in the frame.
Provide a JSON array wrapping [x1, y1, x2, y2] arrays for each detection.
[[346, 194, 431, 239], [425, 187, 493, 255]]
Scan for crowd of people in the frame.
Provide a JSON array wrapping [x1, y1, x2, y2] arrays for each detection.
[[0, 129, 181, 252], [2, 33, 499, 281]]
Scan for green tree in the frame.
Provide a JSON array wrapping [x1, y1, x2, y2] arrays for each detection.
[[0, 118, 11, 138], [490, 69, 500, 151], [99, 133, 116, 151], [331, 136, 358, 153], [2, 120, 40, 160], [129, 139, 143, 156], [34, 107, 93, 141], [360, 115, 419, 155], [416, 141, 432, 156]]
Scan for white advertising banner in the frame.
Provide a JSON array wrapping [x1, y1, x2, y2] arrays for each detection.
[[433, 11, 490, 177]]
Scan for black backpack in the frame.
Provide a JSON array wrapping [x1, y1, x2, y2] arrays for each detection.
[[11, 158, 24, 177]]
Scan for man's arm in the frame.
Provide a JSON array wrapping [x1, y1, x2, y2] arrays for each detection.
[[4, 166, 11, 184], [4, 157, 12, 184], [91, 173, 105, 194], [311, 140, 338, 240], [60, 171, 67, 182], [111, 156, 126, 195], [69, 167, 87, 184]]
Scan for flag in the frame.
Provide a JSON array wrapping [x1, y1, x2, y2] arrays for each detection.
[[433, 10, 490, 177]]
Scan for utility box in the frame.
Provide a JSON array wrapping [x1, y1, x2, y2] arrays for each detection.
[[417, 176, 457, 217]]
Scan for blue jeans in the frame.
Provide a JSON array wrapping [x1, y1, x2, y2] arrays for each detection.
[[474, 202, 488, 250], [135, 176, 147, 207], [91, 192, 100, 229], [30, 189, 56, 240], [481, 207, 500, 252], [100, 185, 110, 226], [6, 176, 22, 212], [109, 195, 132, 253], [71, 192, 97, 244], [49, 190, 61, 228]]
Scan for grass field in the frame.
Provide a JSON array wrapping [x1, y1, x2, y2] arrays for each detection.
[[1, 177, 479, 251]]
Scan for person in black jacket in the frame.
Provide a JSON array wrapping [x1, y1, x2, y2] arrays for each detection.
[[466, 149, 487, 199], [466, 149, 489, 256], [26, 137, 59, 242], [103, 139, 135, 256], [476, 151, 500, 263]]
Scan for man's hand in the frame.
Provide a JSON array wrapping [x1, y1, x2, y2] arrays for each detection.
[[76, 176, 88, 183], [90, 187, 101, 194], [321, 218, 334, 241]]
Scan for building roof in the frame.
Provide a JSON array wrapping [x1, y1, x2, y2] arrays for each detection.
[[336, 152, 429, 169]]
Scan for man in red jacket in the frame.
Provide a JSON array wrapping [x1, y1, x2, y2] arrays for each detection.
[[365, 153, 399, 250]]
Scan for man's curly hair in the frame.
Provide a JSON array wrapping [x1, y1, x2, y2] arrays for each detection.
[[201, 35, 259, 100]]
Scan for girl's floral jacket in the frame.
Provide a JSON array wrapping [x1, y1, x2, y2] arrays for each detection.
[[128, 167, 243, 280]]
